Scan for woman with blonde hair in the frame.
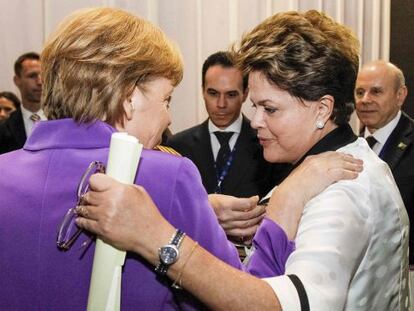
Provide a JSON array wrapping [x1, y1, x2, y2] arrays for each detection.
[[0, 7, 243, 310]]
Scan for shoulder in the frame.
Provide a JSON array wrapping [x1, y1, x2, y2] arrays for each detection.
[[0, 116, 14, 135], [137, 149, 204, 210], [167, 122, 207, 145], [0, 118, 19, 153], [0, 121, 8, 138], [140, 148, 197, 175], [337, 138, 391, 184], [153, 145, 181, 156], [0, 109, 24, 137], [314, 138, 401, 219], [5, 109, 23, 127], [394, 112, 414, 138], [401, 111, 414, 124]]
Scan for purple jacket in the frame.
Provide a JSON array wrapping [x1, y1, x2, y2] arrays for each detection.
[[0, 119, 292, 310]]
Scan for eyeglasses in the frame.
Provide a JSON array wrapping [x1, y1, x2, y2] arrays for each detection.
[[56, 161, 105, 251]]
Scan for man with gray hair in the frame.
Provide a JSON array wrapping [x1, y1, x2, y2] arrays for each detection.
[[355, 60, 414, 263]]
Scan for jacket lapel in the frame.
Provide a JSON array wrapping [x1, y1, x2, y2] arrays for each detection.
[[191, 120, 217, 193], [223, 116, 257, 193], [381, 112, 414, 170]]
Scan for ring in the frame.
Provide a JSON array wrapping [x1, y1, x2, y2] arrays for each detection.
[[76, 205, 88, 218]]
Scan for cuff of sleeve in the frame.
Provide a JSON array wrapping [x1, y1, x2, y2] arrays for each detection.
[[264, 275, 301, 311], [246, 218, 295, 277]]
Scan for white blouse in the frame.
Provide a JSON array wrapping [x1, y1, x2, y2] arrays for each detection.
[[264, 138, 410, 310]]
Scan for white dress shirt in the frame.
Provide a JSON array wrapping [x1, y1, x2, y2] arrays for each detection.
[[21, 105, 47, 137], [364, 110, 401, 155], [208, 114, 242, 160], [264, 138, 410, 310]]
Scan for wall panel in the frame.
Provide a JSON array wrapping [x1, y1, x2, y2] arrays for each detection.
[[0, 0, 391, 133]]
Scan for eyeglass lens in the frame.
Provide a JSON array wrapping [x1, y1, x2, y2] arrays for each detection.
[[56, 161, 105, 251]]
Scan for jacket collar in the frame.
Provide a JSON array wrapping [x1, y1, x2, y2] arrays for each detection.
[[380, 112, 414, 169], [24, 118, 116, 151], [294, 124, 357, 168]]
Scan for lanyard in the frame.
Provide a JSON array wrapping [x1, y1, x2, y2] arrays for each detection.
[[214, 146, 236, 193]]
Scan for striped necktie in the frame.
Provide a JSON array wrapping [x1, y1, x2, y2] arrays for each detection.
[[30, 113, 41, 123]]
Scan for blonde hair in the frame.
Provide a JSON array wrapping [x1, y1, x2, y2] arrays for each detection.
[[236, 10, 360, 125], [41, 7, 183, 125]]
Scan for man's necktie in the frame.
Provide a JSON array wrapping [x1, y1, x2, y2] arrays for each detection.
[[366, 136, 377, 149], [30, 113, 41, 123], [214, 131, 234, 174]]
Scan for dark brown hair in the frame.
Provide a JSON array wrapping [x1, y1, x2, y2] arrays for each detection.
[[237, 10, 360, 125]]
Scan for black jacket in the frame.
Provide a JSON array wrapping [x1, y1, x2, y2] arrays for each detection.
[[0, 109, 26, 154], [167, 116, 289, 198]]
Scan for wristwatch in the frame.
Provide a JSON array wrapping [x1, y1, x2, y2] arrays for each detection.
[[155, 229, 186, 276]]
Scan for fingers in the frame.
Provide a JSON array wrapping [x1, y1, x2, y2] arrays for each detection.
[[228, 196, 262, 213], [229, 196, 257, 212], [75, 204, 100, 221], [88, 173, 117, 192], [248, 195, 260, 207], [328, 166, 361, 181], [336, 153, 364, 169], [76, 205, 89, 218], [304, 152, 364, 177], [75, 216, 100, 235], [81, 173, 117, 205], [307, 151, 362, 165], [238, 203, 266, 220], [225, 224, 260, 238], [220, 203, 266, 224], [220, 212, 265, 231], [325, 153, 364, 182]]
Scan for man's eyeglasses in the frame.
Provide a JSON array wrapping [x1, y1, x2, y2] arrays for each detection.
[[56, 161, 105, 251]]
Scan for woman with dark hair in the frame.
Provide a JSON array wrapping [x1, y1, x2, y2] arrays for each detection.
[[0, 91, 20, 121], [77, 10, 409, 311]]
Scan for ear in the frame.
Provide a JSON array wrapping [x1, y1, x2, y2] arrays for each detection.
[[397, 86, 408, 107], [317, 95, 334, 123], [202, 86, 208, 98], [122, 97, 134, 121], [13, 75, 21, 88], [242, 87, 249, 103]]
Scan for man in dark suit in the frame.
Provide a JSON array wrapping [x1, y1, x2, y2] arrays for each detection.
[[355, 60, 414, 264], [167, 51, 280, 199], [0, 52, 44, 154]]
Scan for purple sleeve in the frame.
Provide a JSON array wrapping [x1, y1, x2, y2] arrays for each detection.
[[246, 218, 295, 278], [168, 158, 242, 310], [170, 158, 242, 268]]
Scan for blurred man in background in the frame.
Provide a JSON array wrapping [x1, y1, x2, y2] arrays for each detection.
[[355, 60, 414, 264], [0, 52, 44, 154]]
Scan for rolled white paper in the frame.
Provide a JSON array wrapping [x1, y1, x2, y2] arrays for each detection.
[[87, 132, 143, 311]]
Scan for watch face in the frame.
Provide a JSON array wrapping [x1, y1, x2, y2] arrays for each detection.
[[159, 245, 179, 265]]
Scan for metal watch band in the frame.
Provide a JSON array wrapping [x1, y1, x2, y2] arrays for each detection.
[[155, 229, 185, 276]]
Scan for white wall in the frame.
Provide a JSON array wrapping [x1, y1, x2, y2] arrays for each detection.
[[0, 0, 390, 133]]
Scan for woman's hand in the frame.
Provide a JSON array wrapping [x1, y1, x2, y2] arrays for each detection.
[[209, 194, 263, 244], [75, 173, 174, 264], [267, 151, 363, 240]]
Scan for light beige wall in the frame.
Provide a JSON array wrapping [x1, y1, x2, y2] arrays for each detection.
[[0, 0, 390, 133]]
